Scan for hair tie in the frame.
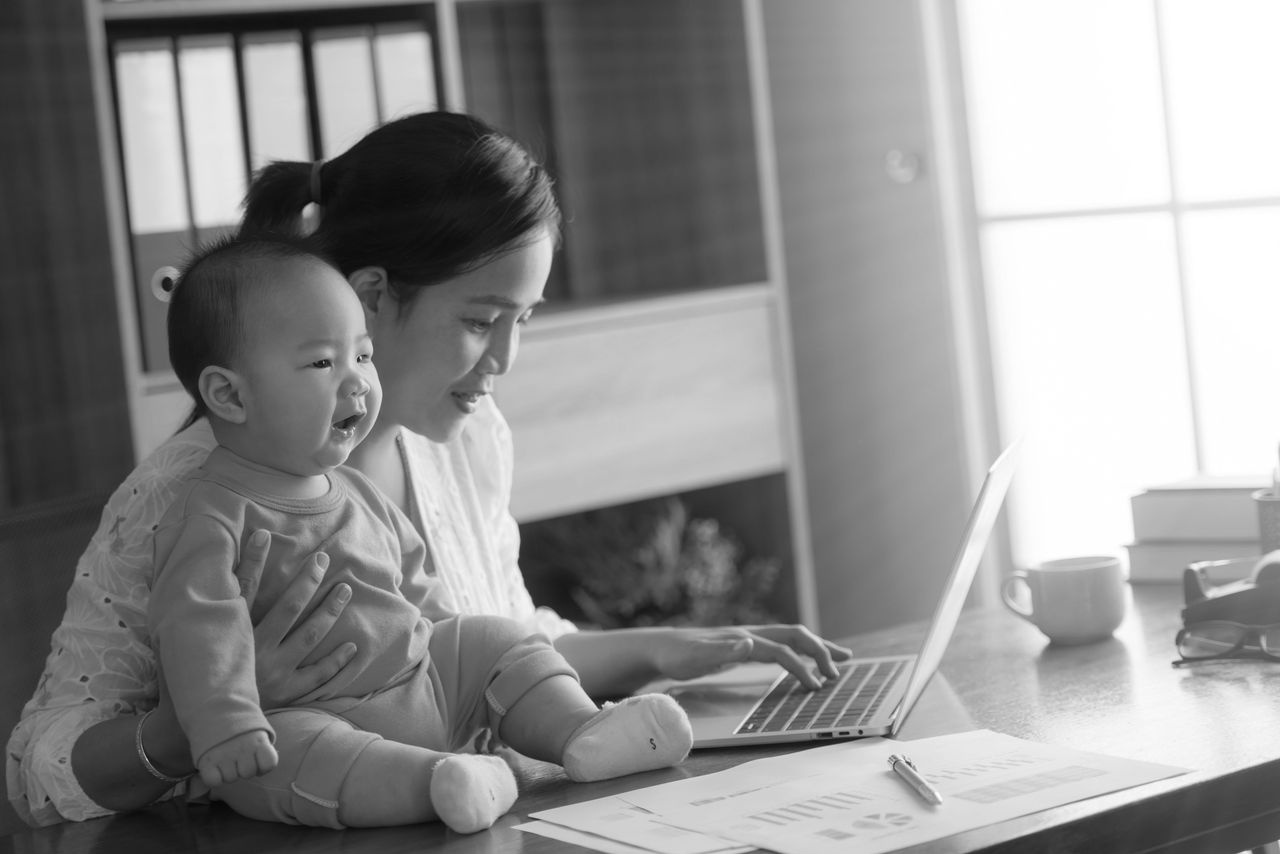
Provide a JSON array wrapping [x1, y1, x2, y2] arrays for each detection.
[[309, 159, 325, 205]]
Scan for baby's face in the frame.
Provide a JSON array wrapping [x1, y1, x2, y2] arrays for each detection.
[[234, 259, 381, 476]]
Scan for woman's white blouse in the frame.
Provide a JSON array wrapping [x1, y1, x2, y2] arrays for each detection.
[[397, 399, 577, 641], [5, 397, 575, 827]]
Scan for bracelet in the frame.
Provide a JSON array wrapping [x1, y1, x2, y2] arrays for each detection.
[[135, 709, 192, 785]]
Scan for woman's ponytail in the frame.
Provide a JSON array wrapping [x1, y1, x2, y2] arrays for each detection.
[[241, 160, 315, 235], [239, 112, 562, 306]]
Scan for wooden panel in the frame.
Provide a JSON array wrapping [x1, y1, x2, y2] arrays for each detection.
[[542, 0, 767, 298], [0, 1, 133, 508], [500, 286, 788, 522], [455, 1, 571, 300], [763, 0, 973, 638]]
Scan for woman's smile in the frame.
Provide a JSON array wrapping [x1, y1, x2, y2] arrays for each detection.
[[450, 387, 489, 414]]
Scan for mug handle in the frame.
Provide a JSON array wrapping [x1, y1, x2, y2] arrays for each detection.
[[1001, 571, 1035, 621]]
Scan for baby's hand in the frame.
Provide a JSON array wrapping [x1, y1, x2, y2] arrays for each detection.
[[197, 730, 278, 788]]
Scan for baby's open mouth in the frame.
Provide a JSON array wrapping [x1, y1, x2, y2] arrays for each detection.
[[333, 411, 365, 432]]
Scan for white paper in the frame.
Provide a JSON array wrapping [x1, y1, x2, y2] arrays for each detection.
[[526, 796, 750, 854], [535, 730, 1187, 854], [517, 819, 696, 854]]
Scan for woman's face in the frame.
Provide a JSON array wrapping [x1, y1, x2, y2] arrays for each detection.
[[367, 229, 553, 442]]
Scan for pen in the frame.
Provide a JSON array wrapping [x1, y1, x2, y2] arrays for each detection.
[[888, 754, 943, 806]]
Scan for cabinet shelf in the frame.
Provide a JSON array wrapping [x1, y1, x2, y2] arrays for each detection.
[[101, 0, 430, 22], [502, 284, 790, 522]]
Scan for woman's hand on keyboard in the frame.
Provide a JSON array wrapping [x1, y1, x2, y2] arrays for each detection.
[[649, 625, 853, 689]]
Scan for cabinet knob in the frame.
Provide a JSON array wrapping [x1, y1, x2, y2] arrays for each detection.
[[884, 149, 922, 184], [150, 266, 180, 303]]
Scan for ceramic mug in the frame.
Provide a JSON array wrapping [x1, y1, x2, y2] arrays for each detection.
[[1001, 555, 1128, 645]]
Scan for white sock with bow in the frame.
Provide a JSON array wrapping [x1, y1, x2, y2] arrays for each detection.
[[429, 754, 517, 834], [561, 694, 693, 783]]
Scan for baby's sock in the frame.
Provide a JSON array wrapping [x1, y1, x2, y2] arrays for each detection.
[[429, 754, 518, 834], [561, 693, 693, 783]]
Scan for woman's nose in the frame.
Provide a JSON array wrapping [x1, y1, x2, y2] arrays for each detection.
[[480, 331, 517, 376]]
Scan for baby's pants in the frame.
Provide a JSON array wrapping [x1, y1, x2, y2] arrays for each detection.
[[212, 614, 575, 827]]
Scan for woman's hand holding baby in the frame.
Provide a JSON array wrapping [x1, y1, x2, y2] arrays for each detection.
[[237, 530, 356, 709]]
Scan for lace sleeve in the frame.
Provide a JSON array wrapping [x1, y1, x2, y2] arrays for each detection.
[[5, 424, 214, 826]]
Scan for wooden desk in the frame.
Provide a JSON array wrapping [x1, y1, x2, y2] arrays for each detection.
[[6, 583, 1280, 854]]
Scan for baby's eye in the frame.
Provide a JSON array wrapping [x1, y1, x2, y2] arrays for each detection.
[[310, 358, 333, 369], [357, 353, 373, 364]]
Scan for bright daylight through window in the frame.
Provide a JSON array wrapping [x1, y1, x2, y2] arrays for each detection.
[[957, 0, 1280, 566]]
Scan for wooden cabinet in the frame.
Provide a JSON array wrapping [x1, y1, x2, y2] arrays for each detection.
[[763, 0, 977, 637], [83, 0, 819, 627]]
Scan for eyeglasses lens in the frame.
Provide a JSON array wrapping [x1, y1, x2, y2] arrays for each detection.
[[1178, 622, 1246, 659], [1261, 626, 1280, 656]]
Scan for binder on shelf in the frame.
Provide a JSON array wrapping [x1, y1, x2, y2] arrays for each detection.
[[312, 26, 379, 158], [113, 37, 192, 374], [177, 34, 247, 247], [241, 30, 311, 172], [373, 23, 438, 122], [1130, 474, 1266, 542], [1125, 538, 1260, 583]]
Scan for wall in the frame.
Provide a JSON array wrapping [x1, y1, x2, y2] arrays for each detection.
[[763, 0, 975, 638]]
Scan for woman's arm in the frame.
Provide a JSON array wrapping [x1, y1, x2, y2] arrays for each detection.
[[8, 429, 216, 825], [555, 624, 853, 699], [456, 405, 852, 698], [70, 536, 354, 815], [69, 706, 189, 813]]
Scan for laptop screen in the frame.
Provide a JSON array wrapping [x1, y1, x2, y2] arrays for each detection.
[[889, 441, 1019, 736]]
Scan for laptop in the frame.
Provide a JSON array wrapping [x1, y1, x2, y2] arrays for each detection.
[[667, 441, 1018, 748]]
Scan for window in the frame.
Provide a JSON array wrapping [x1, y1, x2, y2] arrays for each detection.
[[956, 0, 1280, 565]]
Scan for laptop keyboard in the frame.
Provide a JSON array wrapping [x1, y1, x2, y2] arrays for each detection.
[[734, 659, 907, 735]]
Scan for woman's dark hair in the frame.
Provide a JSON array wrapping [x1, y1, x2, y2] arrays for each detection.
[[241, 111, 561, 314], [168, 231, 334, 429]]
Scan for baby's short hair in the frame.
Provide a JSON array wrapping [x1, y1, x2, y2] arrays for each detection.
[[167, 231, 336, 416]]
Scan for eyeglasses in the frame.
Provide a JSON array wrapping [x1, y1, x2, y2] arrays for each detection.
[[1173, 620, 1280, 666]]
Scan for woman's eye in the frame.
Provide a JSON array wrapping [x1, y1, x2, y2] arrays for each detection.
[[466, 318, 494, 333], [517, 311, 534, 327]]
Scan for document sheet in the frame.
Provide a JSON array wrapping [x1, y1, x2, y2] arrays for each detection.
[[520, 729, 1187, 854]]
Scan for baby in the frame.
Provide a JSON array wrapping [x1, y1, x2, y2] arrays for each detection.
[[150, 233, 691, 832]]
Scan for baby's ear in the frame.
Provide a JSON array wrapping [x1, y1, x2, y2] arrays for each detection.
[[199, 366, 247, 424]]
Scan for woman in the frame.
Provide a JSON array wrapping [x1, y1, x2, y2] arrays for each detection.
[[7, 111, 850, 827]]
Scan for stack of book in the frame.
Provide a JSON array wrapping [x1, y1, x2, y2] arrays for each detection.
[[1126, 475, 1267, 582]]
